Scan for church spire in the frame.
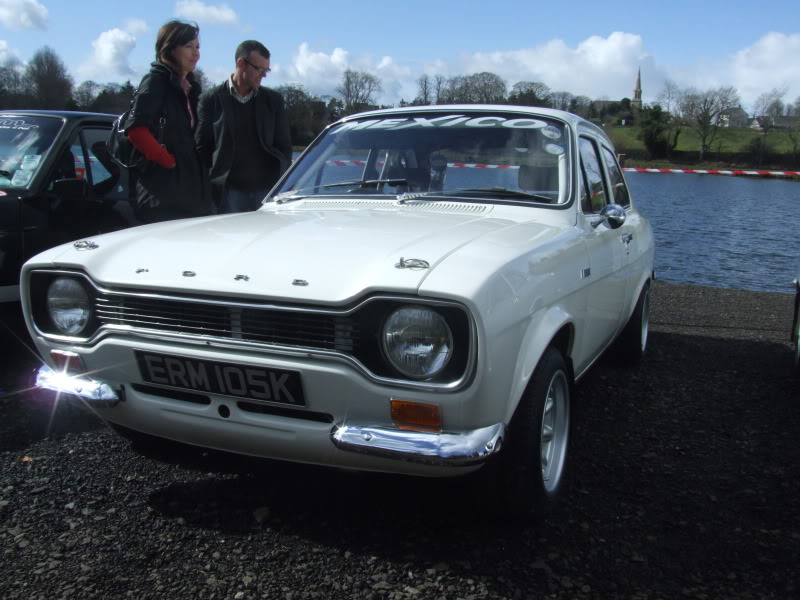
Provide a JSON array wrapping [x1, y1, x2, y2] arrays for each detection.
[[632, 68, 642, 110]]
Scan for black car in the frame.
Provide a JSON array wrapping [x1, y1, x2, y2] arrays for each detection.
[[0, 110, 138, 304]]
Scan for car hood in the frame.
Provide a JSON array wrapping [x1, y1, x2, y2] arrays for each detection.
[[41, 200, 564, 304]]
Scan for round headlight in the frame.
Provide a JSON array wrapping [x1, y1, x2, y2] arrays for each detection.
[[383, 306, 453, 379], [46, 277, 91, 336]]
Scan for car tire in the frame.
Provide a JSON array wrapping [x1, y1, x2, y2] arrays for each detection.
[[614, 281, 651, 367], [492, 346, 572, 519]]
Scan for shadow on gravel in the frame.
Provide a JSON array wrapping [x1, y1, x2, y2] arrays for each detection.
[[141, 325, 799, 598]]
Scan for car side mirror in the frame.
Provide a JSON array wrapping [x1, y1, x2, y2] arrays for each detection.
[[52, 178, 89, 202], [591, 203, 626, 229]]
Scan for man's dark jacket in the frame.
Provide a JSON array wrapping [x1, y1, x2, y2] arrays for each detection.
[[123, 62, 212, 220], [195, 82, 292, 206]]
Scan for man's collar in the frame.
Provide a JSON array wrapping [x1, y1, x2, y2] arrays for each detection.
[[227, 75, 260, 102]]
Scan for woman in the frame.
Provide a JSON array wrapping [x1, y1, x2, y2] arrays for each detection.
[[124, 20, 212, 222]]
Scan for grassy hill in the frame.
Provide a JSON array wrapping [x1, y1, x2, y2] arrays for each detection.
[[607, 125, 795, 153], [604, 125, 799, 169]]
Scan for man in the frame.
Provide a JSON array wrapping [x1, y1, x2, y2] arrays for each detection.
[[196, 40, 292, 213]]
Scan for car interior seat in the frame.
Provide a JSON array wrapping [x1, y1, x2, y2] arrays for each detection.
[[54, 149, 76, 180]]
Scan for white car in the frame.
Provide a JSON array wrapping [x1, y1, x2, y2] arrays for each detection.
[[22, 105, 654, 515]]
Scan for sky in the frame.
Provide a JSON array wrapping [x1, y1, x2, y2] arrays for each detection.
[[0, 0, 798, 113]]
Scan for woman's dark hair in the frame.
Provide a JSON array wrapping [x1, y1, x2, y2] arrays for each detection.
[[155, 20, 199, 76]]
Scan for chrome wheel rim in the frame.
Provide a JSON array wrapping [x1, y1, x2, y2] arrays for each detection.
[[540, 370, 570, 493], [640, 288, 650, 353]]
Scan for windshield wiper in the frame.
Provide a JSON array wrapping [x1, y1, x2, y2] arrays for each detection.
[[321, 178, 407, 189], [274, 178, 409, 204], [399, 187, 553, 203]]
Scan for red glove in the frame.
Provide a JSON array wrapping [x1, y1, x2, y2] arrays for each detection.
[[127, 126, 176, 168]]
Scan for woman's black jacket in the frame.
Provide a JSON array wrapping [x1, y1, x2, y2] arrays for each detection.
[[123, 62, 212, 219]]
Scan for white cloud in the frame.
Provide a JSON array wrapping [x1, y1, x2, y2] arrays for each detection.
[[124, 18, 148, 35], [465, 32, 653, 101], [282, 43, 418, 104], [0, 39, 19, 63], [732, 32, 800, 110], [0, 0, 47, 30], [284, 42, 350, 95], [78, 28, 137, 80], [174, 0, 238, 26]]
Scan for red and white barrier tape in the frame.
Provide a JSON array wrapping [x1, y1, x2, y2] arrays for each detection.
[[323, 160, 799, 178], [325, 160, 520, 169], [623, 167, 800, 178]]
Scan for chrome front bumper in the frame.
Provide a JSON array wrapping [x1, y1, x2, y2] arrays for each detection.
[[35, 365, 506, 468], [331, 422, 505, 467]]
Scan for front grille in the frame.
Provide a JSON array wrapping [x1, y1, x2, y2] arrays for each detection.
[[95, 295, 360, 353], [28, 270, 473, 387]]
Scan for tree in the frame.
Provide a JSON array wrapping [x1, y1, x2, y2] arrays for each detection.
[[637, 105, 670, 158], [414, 74, 432, 105], [752, 87, 787, 165], [193, 68, 213, 94], [568, 95, 592, 118], [24, 46, 73, 110], [683, 86, 740, 160], [784, 95, 800, 167], [432, 74, 447, 104], [336, 69, 382, 115], [0, 57, 29, 109], [275, 84, 319, 145], [550, 91, 574, 111], [508, 81, 551, 107], [73, 80, 100, 111], [467, 71, 507, 104], [90, 81, 135, 115], [656, 79, 681, 115], [442, 75, 470, 103]]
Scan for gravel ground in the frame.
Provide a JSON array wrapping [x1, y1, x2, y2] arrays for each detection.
[[0, 281, 798, 600]]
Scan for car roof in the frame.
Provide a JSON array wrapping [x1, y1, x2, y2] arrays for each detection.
[[0, 109, 117, 120], [338, 104, 612, 146]]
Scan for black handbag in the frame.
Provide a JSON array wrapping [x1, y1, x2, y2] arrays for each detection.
[[107, 97, 166, 169]]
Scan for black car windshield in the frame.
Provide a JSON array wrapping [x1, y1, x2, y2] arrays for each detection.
[[0, 115, 64, 189], [271, 111, 570, 204]]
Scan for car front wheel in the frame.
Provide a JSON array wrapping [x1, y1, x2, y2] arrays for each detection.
[[614, 281, 651, 366], [495, 346, 571, 518]]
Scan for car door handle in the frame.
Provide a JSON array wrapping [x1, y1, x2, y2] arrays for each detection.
[[621, 232, 633, 244]]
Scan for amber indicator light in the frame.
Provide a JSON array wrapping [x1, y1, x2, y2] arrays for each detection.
[[390, 400, 442, 432], [50, 350, 86, 374]]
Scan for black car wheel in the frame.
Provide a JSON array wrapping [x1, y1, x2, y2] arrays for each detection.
[[492, 346, 572, 518]]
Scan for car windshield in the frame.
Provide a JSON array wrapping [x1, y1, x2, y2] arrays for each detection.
[[271, 111, 571, 205], [0, 115, 64, 189]]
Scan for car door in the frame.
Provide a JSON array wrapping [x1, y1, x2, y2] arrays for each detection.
[[78, 126, 138, 232], [22, 120, 136, 262], [577, 136, 629, 361], [600, 143, 647, 301]]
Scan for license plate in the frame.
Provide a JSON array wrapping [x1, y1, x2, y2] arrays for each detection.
[[135, 351, 305, 406]]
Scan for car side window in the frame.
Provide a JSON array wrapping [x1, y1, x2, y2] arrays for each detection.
[[578, 137, 608, 213], [80, 128, 129, 203], [578, 160, 591, 212], [601, 145, 630, 207]]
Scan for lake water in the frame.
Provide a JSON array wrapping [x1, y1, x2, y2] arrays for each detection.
[[627, 173, 800, 294]]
